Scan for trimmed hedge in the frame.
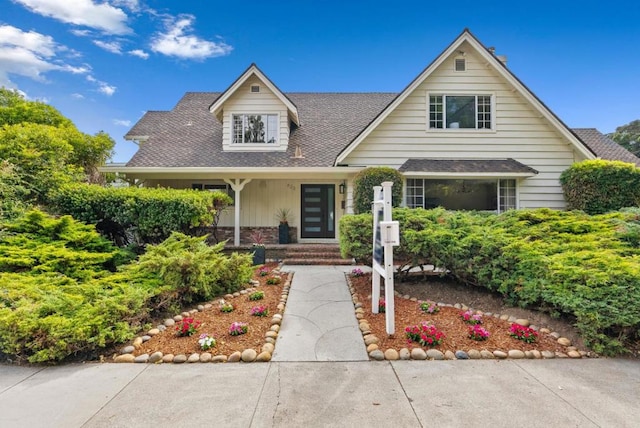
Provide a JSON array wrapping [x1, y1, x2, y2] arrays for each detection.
[[352, 167, 403, 214], [0, 211, 253, 363], [560, 159, 640, 214], [339, 208, 640, 355], [48, 183, 232, 245]]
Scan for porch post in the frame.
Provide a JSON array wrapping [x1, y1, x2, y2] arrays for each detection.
[[224, 178, 252, 246]]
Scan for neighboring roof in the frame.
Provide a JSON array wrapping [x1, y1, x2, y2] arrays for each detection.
[[125, 92, 397, 168], [399, 158, 539, 176], [334, 28, 596, 165], [208, 63, 300, 126], [572, 128, 640, 166]]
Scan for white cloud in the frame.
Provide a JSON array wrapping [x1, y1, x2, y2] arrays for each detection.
[[70, 29, 92, 37], [113, 119, 131, 126], [13, 0, 132, 35], [150, 15, 232, 60], [0, 24, 89, 87], [86, 74, 116, 96], [112, 0, 140, 12], [128, 49, 149, 59], [71, 93, 84, 99], [93, 40, 122, 54]]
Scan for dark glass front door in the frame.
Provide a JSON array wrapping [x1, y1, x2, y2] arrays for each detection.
[[301, 184, 335, 238]]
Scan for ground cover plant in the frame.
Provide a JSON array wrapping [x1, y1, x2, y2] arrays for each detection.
[[0, 211, 251, 363], [341, 207, 640, 355]]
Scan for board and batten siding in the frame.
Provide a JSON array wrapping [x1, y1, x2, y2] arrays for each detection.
[[342, 41, 588, 209], [143, 178, 346, 240], [221, 75, 290, 151]]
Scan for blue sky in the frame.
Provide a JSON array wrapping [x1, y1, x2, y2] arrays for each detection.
[[2, 0, 639, 162]]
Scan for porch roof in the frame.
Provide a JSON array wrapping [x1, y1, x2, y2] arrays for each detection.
[[399, 158, 539, 177]]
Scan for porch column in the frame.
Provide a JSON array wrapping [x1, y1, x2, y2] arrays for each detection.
[[224, 178, 252, 246]]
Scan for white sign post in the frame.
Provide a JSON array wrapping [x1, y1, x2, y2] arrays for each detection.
[[371, 181, 400, 335]]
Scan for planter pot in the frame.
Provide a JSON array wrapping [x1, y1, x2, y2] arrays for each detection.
[[252, 246, 266, 265], [278, 223, 290, 244]]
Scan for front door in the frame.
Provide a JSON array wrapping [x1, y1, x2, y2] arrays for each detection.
[[301, 184, 335, 239]]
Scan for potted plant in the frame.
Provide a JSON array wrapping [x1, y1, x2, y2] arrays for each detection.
[[275, 208, 292, 244], [250, 230, 266, 265]]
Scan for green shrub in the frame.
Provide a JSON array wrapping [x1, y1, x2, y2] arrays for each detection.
[[352, 167, 403, 214], [48, 183, 232, 245], [133, 232, 253, 310], [560, 159, 640, 214], [339, 207, 640, 355]]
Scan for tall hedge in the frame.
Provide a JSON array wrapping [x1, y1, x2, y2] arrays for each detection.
[[352, 167, 403, 214], [560, 159, 640, 214], [339, 208, 640, 355], [48, 183, 232, 245]]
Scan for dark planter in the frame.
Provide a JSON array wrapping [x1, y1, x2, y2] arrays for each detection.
[[278, 223, 290, 244], [252, 246, 266, 265]]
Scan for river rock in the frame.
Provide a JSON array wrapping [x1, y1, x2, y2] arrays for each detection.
[[132, 337, 143, 349], [149, 352, 163, 363], [141, 335, 151, 343], [367, 344, 379, 353], [568, 350, 582, 359], [426, 349, 444, 360], [508, 350, 525, 359], [200, 353, 212, 363], [121, 346, 135, 354], [266, 331, 278, 339], [493, 350, 508, 359], [369, 350, 385, 361], [228, 351, 242, 362], [187, 353, 200, 363], [256, 351, 272, 362], [399, 348, 411, 360], [480, 350, 495, 359], [524, 351, 535, 359], [241, 349, 257, 362], [173, 315, 183, 322], [162, 354, 174, 363], [539, 328, 551, 334], [455, 350, 469, 360], [500, 314, 510, 321], [384, 349, 400, 360], [531, 350, 542, 359], [262, 343, 275, 354], [173, 354, 187, 364], [364, 335, 379, 346], [147, 328, 160, 336], [515, 319, 530, 327], [114, 354, 135, 363], [270, 317, 282, 325], [164, 318, 175, 327], [444, 350, 456, 360], [557, 337, 572, 346], [134, 354, 149, 363], [212, 355, 227, 363], [411, 348, 427, 360], [467, 349, 481, 359], [541, 351, 556, 359]]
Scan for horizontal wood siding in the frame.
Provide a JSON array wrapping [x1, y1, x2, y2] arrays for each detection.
[[222, 75, 289, 150], [343, 41, 585, 209]]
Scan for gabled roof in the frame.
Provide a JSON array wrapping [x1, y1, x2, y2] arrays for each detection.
[[334, 28, 596, 165], [208, 63, 300, 126], [572, 128, 640, 166], [399, 158, 538, 176]]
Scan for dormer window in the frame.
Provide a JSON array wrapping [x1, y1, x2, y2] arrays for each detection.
[[232, 114, 278, 144]]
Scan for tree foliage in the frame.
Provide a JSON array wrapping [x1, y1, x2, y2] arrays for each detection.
[[352, 167, 404, 214], [608, 119, 640, 157], [560, 159, 640, 214]]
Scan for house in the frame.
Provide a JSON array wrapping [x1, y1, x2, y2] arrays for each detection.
[[103, 29, 640, 246]]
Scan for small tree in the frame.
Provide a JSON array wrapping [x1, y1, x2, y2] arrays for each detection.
[[560, 159, 640, 214], [352, 167, 403, 214]]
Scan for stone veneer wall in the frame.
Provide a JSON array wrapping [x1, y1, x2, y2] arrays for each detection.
[[202, 226, 298, 245]]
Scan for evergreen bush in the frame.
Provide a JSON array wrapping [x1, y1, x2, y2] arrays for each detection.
[[352, 167, 403, 214]]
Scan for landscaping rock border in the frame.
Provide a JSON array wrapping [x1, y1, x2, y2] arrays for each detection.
[[347, 274, 591, 361], [114, 268, 292, 364]]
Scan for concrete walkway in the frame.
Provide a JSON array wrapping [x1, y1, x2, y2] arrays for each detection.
[[272, 265, 367, 361], [1, 266, 639, 427]]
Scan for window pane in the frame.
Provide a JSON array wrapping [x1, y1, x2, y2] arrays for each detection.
[[232, 114, 278, 143], [406, 178, 424, 208], [445, 96, 475, 128], [499, 179, 516, 212], [423, 179, 497, 210], [429, 96, 443, 129]]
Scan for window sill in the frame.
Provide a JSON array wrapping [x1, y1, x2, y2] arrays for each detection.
[[223, 143, 287, 152]]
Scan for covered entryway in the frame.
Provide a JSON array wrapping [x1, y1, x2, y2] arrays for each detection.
[[300, 184, 335, 239]]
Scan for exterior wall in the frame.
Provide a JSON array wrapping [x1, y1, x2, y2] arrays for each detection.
[[221, 75, 290, 151], [342, 41, 586, 209], [144, 178, 348, 241]]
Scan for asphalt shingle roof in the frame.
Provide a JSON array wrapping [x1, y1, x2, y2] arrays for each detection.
[[399, 158, 538, 174], [125, 93, 640, 168]]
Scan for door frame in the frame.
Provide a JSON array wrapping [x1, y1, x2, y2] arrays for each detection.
[[300, 184, 336, 239]]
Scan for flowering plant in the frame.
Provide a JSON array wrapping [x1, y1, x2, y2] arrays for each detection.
[[378, 299, 386, 313], [229, 322, 248, 336], [266, 276, 281, 285], [405, 322, 445, 347], [468, 324, 490, 341], [510, 323, 538, 343], [420, 301, 439, 314], [351, 268, 364, 277], [258, 266, 270, 277], [249, 290, 265, 301], [220, 301, 234, 313], [250, 305, 269, 317], [460, 310, 482, 325], [176, 317, 201, 337], [198, 333, 217, 350]]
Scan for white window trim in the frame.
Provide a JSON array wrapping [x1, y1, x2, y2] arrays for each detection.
[[454, 57, 466, 72], [226, 112, 286, 152], [426, 91, 496, 132], [497, 179, 518, 213]]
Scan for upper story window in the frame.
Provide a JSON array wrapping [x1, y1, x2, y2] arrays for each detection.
[[429, 95, 492, 129], [232, 114, 278, 144]]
